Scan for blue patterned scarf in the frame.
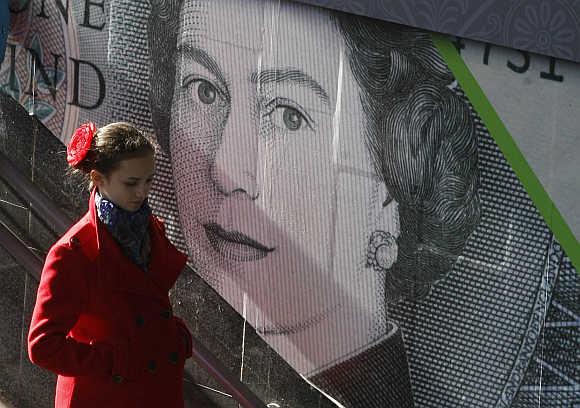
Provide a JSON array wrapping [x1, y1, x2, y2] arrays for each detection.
[[95, 190, 152, 271]]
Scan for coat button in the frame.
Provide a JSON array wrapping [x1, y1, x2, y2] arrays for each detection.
[[69, 237, 80, 248], [168, 351, 179, 364], [112, 374, 124, 384], [160, 309, 172, 319], [135, 315, 145, 327], [147, 360, 157, 373]]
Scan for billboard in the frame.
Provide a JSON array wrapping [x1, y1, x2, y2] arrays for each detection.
[[1, 0, 578, 406]]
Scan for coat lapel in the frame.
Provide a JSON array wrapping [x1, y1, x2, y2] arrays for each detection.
[[147, 216, 188, 292]]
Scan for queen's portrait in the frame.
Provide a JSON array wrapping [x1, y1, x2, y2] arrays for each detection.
[[144, 0, 479, 406]]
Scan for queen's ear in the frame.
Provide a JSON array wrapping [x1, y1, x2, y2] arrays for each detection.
[[372, 181, 400, 239], [367, 182, 400, 272]]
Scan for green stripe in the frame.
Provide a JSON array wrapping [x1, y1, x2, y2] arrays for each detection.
[[432, 34, 580, 272]]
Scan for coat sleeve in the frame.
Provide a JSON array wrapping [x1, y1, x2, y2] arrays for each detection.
[[174, 316, 193, 359], [28, 242, 114, 377]]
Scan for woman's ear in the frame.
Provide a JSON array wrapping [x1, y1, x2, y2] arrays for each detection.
[[90, 169, 104, 188]]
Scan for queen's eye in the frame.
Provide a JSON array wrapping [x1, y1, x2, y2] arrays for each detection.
[[281, 107, 302, 131], [196, 80, 216, 104], [267, 99, 313, 132], [183, 77, 221, 105]]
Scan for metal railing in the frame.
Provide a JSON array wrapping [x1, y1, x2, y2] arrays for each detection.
[[0, 151, 70, 236], [0, 151, 266, 408], [0, 220, 42, 281]]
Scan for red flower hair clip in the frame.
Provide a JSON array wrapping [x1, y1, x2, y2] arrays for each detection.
[[67, 122, 97, 166]]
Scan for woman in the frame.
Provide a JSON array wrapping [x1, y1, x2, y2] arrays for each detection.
[[147, 0, 479, 406], [28, 122, 193, 408]]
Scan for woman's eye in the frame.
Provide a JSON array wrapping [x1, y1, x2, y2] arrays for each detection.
[[271, 105, 310, 131]]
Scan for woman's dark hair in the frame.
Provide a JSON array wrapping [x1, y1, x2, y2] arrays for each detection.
[[147, 2, 480, 302], [70, 122, 156, 189]]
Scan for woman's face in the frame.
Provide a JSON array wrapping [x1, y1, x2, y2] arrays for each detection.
[[94, 153, 155, 212], [169, 0, 399, 367]]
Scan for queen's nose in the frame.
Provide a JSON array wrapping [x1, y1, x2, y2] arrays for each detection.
[[211, 101, 259, 200]]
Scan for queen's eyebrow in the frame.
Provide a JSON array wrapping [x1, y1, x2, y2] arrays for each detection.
[[176, 44, 228, 90], [250, 69, 330, 106]]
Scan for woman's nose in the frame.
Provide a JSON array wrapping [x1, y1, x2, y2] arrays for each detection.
[[136, 184, 148, 200], [212, 104, 260, 200]]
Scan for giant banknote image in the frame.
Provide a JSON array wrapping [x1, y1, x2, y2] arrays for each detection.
[[0, 0, 578, 406], [147, 1, 479, 406]]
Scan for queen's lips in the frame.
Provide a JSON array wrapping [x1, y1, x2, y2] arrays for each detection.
[[203, 223, 274, 262]]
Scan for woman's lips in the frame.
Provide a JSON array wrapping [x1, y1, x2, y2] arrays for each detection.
[[203, 223, 274, 262]]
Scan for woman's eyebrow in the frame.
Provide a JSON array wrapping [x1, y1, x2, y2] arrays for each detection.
[[176, 44, 227, 87], [126, 173, 155, 181], [250, 69, 329, 106]]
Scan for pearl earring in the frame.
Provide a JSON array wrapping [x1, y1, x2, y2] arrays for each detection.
[[366, 230, 398, 271]]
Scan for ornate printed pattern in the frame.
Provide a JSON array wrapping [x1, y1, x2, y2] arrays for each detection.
[[504, 0, 580, 61], [496, 236, 562, 407], [294, 0, 580, 62]]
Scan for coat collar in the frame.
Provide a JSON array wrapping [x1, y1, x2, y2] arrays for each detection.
[[87, 188, 186, 301]]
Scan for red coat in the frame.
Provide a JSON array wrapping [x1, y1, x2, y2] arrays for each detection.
[[28, 189, 192, 408]]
